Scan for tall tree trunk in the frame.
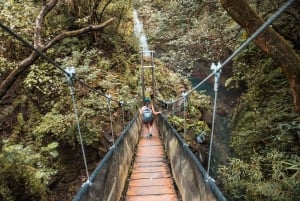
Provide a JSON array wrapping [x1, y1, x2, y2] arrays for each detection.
[[220, 0, 300, 114]]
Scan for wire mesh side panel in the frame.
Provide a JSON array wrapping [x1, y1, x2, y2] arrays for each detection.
[[73, 114, 141, 201], [156, 114, 226, 201]]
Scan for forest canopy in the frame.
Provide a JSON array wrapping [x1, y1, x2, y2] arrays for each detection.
[[0, 0, 299, 200]]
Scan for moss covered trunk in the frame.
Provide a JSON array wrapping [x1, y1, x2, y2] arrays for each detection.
[[220, 0, 300, 114]]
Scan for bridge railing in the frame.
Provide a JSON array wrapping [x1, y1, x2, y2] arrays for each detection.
[[73, 113, 141, 201], [156, 114, 227, 201]]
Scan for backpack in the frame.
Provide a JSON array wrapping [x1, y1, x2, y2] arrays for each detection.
[[142, 107, 153, 123]]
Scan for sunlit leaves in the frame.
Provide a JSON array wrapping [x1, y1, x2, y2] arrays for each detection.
[[219, 151, 300, 201], [230, 45, 299, 157], [24, 63, 65, 99], [221, 35, 300, 200]]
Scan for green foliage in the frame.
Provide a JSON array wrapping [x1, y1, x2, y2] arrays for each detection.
[[219, 151, 300, 201], [0, 1, 39, 60], [135, 0, 239, 74], [32, 106, 101, 147], [188, 120, 210, 135], [168, 115, 185, 132], [0, 0, 214, 199], [0, 1, 38, 34], [0, 141, 58, 201], [168, 111, 210, 138], [220, 42, 300, 199], [33, 112, 74, 144], [0, 57, 16, 78], [24, 63, 66, 106], [229, 45, 300, 157]]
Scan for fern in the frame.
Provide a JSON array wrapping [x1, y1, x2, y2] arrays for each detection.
[[0, 141, 58, 201]]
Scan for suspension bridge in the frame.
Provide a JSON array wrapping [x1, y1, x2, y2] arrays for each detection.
[[0, 0, 296, 200]]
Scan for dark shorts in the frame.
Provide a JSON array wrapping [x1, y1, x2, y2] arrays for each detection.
[[143, 120, 153, 125]]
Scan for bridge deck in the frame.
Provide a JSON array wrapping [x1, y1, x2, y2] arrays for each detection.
[[125, 123, 178, 201]]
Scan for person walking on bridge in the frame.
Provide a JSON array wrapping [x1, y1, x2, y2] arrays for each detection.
[[140, 98, 161, 138]]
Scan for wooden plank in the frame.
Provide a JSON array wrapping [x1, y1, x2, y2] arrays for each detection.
[[128, 178, 174, 187], [134, 157, 165, 162], [137, 148, 164, 155], [126, 194, 178, 201], [133, 162, 166, 168], [130, 172, 171, 180], [138, 140, 162, 146], [125, 123, 179, 201], [132, 166, 168, 173], [127, 186, 175, 195]]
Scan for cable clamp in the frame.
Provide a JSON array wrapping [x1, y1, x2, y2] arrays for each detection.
[[182, 92, 188, 107], [65, 66, 76, 85], [106, 94, 112, 101], [82, 179, 92, 187], [211, 62, 222, 91], [205, 174, 215, 183], [183, 143, 189, 147]]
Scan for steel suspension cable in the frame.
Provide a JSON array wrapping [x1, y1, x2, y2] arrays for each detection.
[[0, 22, 67, 74], [107, 95, 115, 146], [172, 100, 174, 115], [120, 101, 125, 129], [0, 20, 141, 183], [206, 63, 221, 180], [183, 93, 187, 141], [128, 104, 131, 124], [158, 0, 296, 103], [221, 0, 296, 68], [0, 22, 121, 105], [206, 89, 218, 179], [66, 72, 90, 185]]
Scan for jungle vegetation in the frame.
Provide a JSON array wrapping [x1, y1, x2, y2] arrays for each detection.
[[0, 0, 208, 200], [0, 0, 299, 201], [136, 0, 300, 200]]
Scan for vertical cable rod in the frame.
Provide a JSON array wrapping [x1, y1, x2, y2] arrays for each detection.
[[121, 101, 125, 130], [206, 63, 221, 180], [182, 93, 188, 142], [65, 67, 90, 185], [107, 95, 115, 146]]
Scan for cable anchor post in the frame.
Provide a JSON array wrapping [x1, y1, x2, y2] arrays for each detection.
[[211, 62, 222, 92]]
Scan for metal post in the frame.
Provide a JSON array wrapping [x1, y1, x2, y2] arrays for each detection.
[[206, 62, 221, 180], [141, 50, 155, 103], [141, 50, 145, 102], [151, 51, 155, 103]]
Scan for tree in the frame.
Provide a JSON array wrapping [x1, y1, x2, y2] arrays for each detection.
[[0, 0, 115, 101], [220, 0, 300, 114]]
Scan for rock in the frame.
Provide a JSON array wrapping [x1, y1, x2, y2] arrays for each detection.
[[217, 106, 228, 117], [203, 109, 213, 126]]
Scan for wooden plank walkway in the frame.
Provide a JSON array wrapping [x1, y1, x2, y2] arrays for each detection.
[[125, 123, 178, 201]]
